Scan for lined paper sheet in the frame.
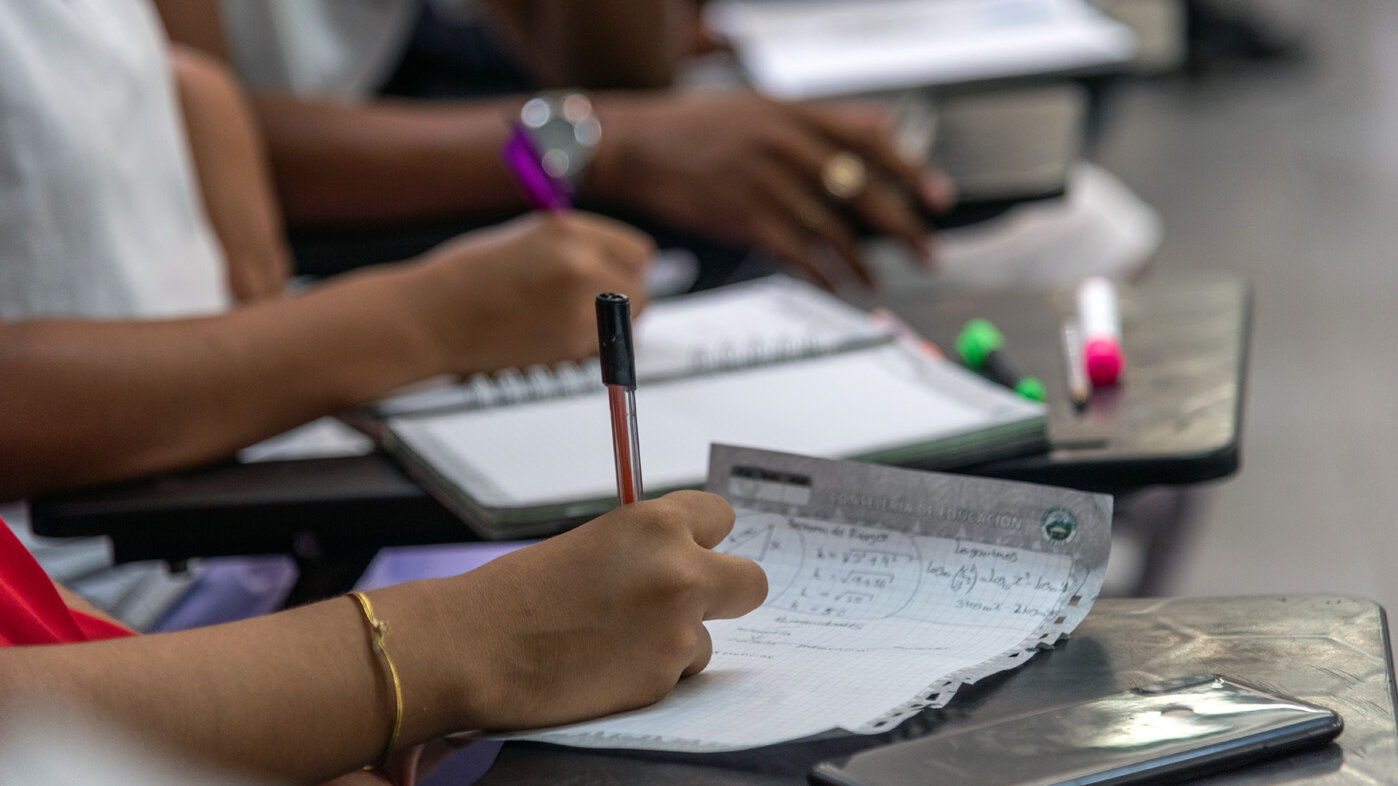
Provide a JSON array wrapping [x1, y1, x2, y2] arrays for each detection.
[[508, 447, 1110, 751]]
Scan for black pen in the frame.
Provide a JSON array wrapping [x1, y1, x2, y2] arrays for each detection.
[[596, 293, 643, 505]]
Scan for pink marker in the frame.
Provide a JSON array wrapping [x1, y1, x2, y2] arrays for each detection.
[[1077, 276, 1124, 386]]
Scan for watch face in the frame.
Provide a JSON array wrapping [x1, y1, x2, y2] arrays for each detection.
[[521, 94, 600, 183]]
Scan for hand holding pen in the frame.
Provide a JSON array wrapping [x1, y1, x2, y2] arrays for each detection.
[[509, 105, 646, 505]]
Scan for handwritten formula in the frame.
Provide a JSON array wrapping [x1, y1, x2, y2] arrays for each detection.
[[722, 513, 1072, 625]]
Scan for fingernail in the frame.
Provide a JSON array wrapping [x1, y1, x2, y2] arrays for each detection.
[[921, 238, 939, 270], [922, 173, 958, 213], [897, 137, 929, 167]]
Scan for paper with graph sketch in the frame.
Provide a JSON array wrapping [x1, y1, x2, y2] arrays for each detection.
[[508, 446, 1111, 752]]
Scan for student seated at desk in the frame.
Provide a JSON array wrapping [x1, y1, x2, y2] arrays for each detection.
[[154, 0, 957, 290], [0, 0, 657, 497], [0, 1, 647, 626], [0, 492, 767, 786]]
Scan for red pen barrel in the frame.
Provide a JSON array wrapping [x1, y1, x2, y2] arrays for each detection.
[[608, 384, 643, 505]]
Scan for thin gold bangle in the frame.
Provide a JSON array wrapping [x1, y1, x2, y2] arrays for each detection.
[[347, 591, 403, 771]]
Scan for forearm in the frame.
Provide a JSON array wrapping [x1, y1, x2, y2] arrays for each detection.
[[481, 0, 690, 89], [0, 265, 442, 499], [0, 492, 769, 783], [257, 96, 528, 228], [0, 581, 466, 784], [172, 44, 292, 303]]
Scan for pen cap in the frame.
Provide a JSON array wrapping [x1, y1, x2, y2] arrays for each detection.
[[955, 318, 1005, 370], [1085, 338, 1123, 386], [595, 292, 637, 387]]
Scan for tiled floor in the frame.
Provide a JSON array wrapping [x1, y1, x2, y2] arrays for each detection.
[[1095, 2, 1398, 611]]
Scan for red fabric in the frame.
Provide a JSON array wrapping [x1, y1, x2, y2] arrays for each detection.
[[0, 516, 133, 645]]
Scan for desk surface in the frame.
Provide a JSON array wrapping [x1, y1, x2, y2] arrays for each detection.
[[475, 595, 1397, 785], [872, 269, 1251, 492], [30, 271, 1250, 562]]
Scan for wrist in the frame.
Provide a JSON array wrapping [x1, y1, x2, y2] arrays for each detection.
[[583, 94, 640, 205], [377, 260, 465, 378], [360, 579, 487, 743], [409, 574, 512, 733]]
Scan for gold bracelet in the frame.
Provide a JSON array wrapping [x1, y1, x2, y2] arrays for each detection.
[[347, 591, 403, 771]]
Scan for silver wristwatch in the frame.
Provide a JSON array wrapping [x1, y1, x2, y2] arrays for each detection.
[[518, 91, 602, 190]]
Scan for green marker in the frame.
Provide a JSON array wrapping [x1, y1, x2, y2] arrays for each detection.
[[956, 318, 1046, 402]]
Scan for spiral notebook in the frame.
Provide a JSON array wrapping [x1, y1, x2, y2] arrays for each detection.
[[367, 276, 1049, 538]]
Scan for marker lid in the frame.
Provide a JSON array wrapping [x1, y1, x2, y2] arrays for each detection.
[[955, 318, 1005, 370], [1015, 377, 1047, 402], [1084, 337, 1124, 386]]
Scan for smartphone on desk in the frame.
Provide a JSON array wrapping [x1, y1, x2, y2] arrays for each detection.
[[809, 675, 1342, 786]]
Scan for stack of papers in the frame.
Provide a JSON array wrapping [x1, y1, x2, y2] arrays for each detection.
[[508, 446, 1111, 751], [707, 0, 1137, 99]]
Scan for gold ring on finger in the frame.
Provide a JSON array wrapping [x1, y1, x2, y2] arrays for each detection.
[[821, 151, 867, 201]]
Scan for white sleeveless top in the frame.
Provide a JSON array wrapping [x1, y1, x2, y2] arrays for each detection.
[[0, 0, 232, 628], [0, 0, 229, 319], [218, 0, 420, 100]]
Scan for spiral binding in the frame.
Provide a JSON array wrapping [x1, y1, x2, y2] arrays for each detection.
[[448, 359, 604, 413], [687, 334, 836, 376]]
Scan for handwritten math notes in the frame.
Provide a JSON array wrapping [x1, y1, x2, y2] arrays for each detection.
[[508, 447, 1110, 751]]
